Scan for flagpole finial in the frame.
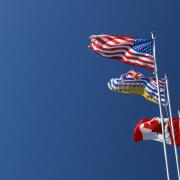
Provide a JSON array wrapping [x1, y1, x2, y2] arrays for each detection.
[[151, 32, 156, 39]]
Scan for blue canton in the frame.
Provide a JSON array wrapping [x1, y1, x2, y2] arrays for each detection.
[[133, 38, 153, 55]]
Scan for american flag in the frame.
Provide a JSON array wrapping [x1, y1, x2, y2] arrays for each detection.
[[88, 34, 154, 70]]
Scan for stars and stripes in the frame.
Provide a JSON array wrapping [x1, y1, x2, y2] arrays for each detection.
[[88, 34, 154, 70]]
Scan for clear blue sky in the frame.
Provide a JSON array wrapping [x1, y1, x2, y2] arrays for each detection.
[[0, 0, 180, 179]]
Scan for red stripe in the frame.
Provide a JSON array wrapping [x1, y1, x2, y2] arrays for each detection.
[[128, 50, 154, 60], [92, 40, 153, 60], [121, 59, 154, 70], [105, 36, 124, 44], [97, 51, 126, 56], [95, 38, 132, 48], [123, 55, 154, 64], [90, 35, 134, 42], [104, 54, 154, 65], [90, 46, 154, 70], [121, 58, 153, 70], [121, 56, 154, 66], [108, 35, 134, 41], [93, 46, 154, 63], [89, 34, 154, 70], [92, 43, 153, 63], [92, 42, 131, 51], [105, 35, 133, 44], [106, 56, 154, 70]]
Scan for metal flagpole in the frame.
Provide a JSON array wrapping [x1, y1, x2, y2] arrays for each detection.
[[151, 32, 170, 180], [165, 74, 180, 180]]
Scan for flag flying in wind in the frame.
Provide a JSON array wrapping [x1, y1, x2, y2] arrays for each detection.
[[88, 34, 154, 70], [134, 117, 180, 145], [144, 77, 166, 105], [107, 70, 167, 105]]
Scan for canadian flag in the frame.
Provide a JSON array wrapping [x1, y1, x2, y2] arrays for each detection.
[[134, 117, 180, 145]]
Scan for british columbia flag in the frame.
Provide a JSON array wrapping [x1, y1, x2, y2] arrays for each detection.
[[107, 70, 167, 106]]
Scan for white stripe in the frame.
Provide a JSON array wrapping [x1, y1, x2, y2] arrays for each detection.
[[92, 44, 154, 63], [92, 35, 133, 44], [93, 40, 132, 49], [102, 37, 131, 45], [122, 57, 154, 68], [130, 49, 153, 59], [94, 52, 154, 68], [108, 35, 134, 41], [96, 51, 153, 64], [125, 50, 154, 62], [92, 43, 130, 53]]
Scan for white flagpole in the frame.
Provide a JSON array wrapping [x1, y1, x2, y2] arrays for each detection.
[[151, 32, 170, 180], [165, 74, 180, 180]]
